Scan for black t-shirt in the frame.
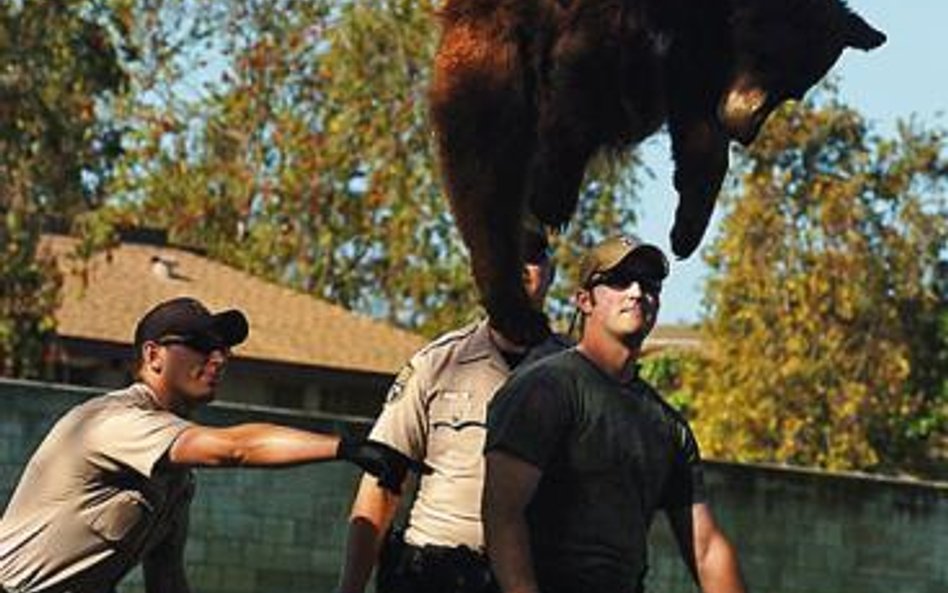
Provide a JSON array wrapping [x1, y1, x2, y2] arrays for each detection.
[[485, 349, 705, 593]]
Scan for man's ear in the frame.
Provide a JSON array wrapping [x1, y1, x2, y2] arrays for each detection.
[[575, 288, 594, 314], [143, 342, 164, 374]]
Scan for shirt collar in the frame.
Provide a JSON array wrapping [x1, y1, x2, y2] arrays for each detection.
[[130, 382, 170, 412], [456, 319, 510, 372]]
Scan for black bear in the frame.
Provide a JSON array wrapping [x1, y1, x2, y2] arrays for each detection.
[[429, 0, 885, 344]]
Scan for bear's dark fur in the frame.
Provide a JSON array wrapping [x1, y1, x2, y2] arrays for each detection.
[[430, 0, 885, 343]]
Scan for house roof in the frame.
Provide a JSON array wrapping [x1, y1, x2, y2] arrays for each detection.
[[645, 323, 701, 351], [41, 234, 428, 376], [635, 323, 703, 358]]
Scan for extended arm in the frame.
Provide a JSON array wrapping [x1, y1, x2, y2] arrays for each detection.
[[483, 450, 542, 593], [169, 423, 341, 467], [337, 473, 405, 593], [667, 502, 748, 593], [168, 425, 427, 492]]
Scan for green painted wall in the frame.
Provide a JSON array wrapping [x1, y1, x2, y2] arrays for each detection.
[[1, 379, 945, 593]]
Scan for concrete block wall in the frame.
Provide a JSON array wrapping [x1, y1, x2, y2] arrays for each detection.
[[669, 461, 948, 593], [1, 379, 945, 593]]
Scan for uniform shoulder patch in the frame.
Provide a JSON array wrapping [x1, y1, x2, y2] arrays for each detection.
[[385, 363, 415, 404], [417, 321, 479, 355]]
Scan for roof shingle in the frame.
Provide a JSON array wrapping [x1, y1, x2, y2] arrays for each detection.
[[42, 235, 427, 375]]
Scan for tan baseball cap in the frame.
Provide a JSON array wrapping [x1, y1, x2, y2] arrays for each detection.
[[578, 235, 669, 288]]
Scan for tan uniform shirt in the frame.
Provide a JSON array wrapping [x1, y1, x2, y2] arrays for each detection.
[[0, 383, 194, 593], [371, 320, 566, 550]]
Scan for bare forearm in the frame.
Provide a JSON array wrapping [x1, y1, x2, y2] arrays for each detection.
[[670, 504, 748, 593], [485, 508, 540, 593], [484, 452, 542, 593], [171, 423, 341, 467], [697, 533, 747, 593], [339, 520, 381, 593], [338, 475, 402, 593], [224, 424, 340, 466]]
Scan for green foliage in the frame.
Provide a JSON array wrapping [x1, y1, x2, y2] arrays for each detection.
[[640, 351, 698, 418], [1, 0, 133, 211], [101, 0, 642, 337], [685, 91, 947, 474], [0, 209, 62, 378], [0, 0, 133, 377]]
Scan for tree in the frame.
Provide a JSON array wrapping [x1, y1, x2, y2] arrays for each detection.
[[0, 208, 61, 378], [0, 0, 134, 377], [102, 0, 642, 337], [685, 90, 947, 473]]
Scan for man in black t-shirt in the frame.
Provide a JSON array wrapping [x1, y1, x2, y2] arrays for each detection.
[[483, 236, 748, 593]]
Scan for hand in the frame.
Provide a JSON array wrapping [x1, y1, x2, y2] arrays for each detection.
[[336, 437, 431, 494]]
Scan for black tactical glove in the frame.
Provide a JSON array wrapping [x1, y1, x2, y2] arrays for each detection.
[[336, 436, 431, 494]]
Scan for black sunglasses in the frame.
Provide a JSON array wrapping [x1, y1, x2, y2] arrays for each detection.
[[591, 266, 663, 295], [157, 334, 228, 355]]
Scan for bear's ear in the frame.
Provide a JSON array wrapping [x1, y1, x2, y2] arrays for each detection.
[[843, 11, 886, 50]]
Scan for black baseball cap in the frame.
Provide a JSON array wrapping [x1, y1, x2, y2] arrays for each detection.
[[134, 297, 249, 352]]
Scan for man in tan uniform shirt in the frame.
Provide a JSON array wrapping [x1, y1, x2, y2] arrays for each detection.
[[338, 224, 567, 593], [0, 297, 425, 593]]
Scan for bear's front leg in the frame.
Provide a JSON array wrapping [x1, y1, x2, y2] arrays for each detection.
[[430, 3, 551, 344], [665, 42, 730, 259]]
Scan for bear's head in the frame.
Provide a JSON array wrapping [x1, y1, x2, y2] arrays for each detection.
[[719, 0, 886, 144], [669, 0, 885, 259]]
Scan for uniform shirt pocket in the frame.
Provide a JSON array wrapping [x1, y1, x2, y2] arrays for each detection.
[[88, 491, 155, 551], [429, 391, 483, 432], [427, 391, 487, 470]]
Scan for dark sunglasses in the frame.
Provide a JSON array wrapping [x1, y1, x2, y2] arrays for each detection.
[[591, 266, 663, 294], [157, 334, 228, 355]]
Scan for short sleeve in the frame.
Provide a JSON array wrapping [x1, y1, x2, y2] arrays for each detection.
[[660, 419, 706, 510], [485, 370, 573, 470], [86, 408, 192, 478], [369, 361, 428, 460]]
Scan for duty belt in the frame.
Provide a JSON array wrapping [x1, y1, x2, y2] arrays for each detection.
[[377, 531, 498, 593]]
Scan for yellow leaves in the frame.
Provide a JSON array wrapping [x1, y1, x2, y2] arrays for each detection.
[[685, 89, 947, 474], [778, 353, 805, 379]]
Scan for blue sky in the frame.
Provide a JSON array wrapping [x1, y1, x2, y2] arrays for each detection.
[[637, 0, 946, 323]]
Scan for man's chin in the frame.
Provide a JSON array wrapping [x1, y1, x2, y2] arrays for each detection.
[[620, 332, 646, 350], [199, 372, 223, 396], [192, 385, 217, 405], [619, 321, 656, 349]]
